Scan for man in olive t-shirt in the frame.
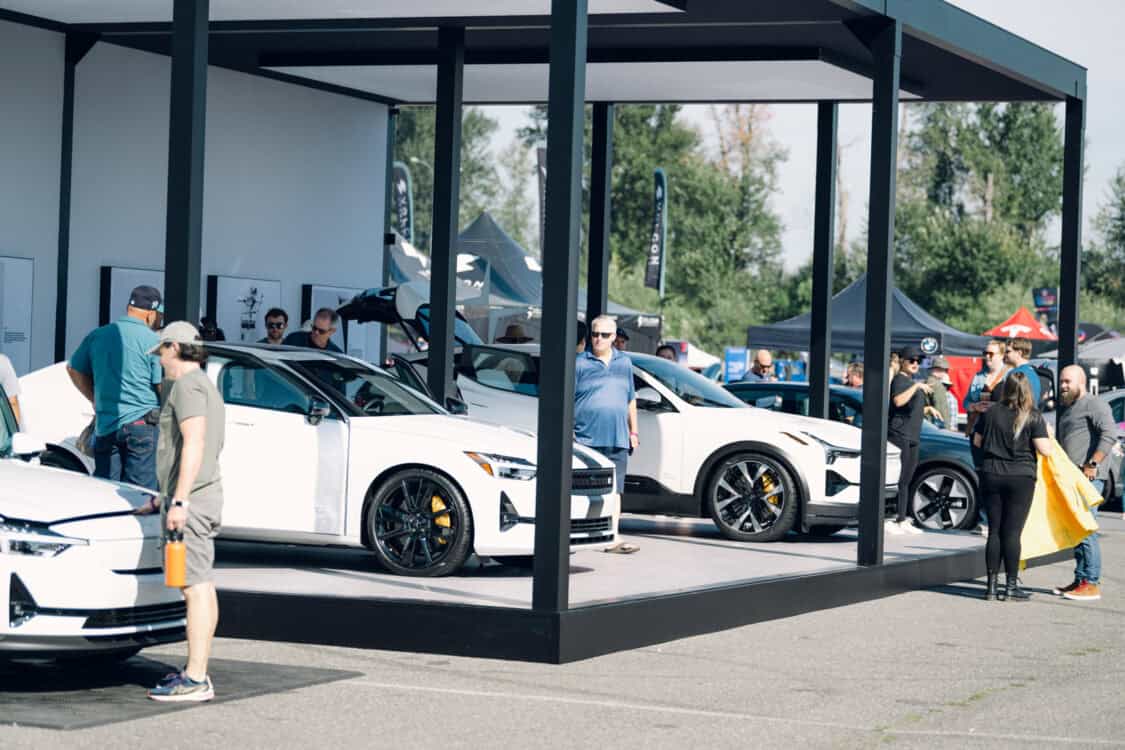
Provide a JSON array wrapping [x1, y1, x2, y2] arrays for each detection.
[[144, 322, 226, 704]]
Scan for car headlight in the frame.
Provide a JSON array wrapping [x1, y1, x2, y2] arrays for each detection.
[[0, 516, 88, 558], [465, 452, 537, 481], [799, 432, 862, 466]]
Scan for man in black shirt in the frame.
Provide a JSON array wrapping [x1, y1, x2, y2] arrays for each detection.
[[283, 308, 343, 353], [887, 345, 932, 535]]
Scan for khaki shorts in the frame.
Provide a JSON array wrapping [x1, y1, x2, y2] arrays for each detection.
[[161, 485, 223, 587]]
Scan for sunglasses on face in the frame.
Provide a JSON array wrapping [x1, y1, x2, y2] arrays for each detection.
[[905, 358, 921, 364], [982, 351, 997, 357], [312, 325, 335, 336], [591, 331, 615, 339], [266, 322, 287, 330]]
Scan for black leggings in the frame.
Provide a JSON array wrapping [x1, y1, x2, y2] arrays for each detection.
[[981, 474, 1036, 579], [889, 436, 919, 523]]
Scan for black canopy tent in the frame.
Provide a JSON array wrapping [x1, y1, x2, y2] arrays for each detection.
[[746, 275, 990, 357]]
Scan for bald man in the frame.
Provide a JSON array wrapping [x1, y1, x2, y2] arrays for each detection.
[[1053, 365, 1116, 601], [747, 349, 776, 382]]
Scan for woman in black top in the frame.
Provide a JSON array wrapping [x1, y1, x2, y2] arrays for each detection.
[[972, 371, 1052, 601]]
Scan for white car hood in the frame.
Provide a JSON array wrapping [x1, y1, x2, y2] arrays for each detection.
[[0, 459, 155, 538], [706, 406, 897, 455], [350, 414, 610, 469]]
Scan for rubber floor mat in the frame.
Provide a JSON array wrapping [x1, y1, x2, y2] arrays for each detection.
[[0, 655, 360, 730]]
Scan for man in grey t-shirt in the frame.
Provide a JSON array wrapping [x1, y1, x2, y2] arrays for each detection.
[[1053, 365, 1116, 602], [142, 322, 226, 703]]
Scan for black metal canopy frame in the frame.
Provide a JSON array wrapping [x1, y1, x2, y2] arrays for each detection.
[[2, 0, 1086, 658]]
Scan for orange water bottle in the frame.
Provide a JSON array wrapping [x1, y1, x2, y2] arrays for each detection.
[[164, 529, 186, 588]]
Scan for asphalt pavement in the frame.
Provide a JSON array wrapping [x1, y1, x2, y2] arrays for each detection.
[[4, 517, 1124, 749]]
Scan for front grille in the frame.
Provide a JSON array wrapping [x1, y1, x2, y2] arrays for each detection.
[[83, 601, 187, 629], [570, 517, 612, 535], [572, 468, 614, 494]]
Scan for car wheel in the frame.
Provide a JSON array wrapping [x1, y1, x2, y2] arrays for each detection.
[[367, 468, 473, 577], [706, 452, 799, 542], [910, 465, 977, 530], [806, 524, 847, 537]]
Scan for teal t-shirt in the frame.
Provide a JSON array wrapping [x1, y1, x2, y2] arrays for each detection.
[[70, 317, 162, 436]]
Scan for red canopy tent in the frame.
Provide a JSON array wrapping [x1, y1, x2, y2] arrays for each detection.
[[983, 307, 1057, 341]]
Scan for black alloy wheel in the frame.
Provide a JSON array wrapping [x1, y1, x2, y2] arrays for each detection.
[[367, 468, 473, 577], [909, 465, 977, 530], [706, 452, 799, 542]]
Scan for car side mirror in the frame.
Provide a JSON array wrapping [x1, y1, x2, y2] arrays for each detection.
[[445, 397, 469, 416], [11, 433, 47, 457], [307, 397, 331, 425], [755, 395, 783, 411], [635, 387, 663, 410]]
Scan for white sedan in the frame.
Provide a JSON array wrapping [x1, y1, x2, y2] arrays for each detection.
[[394, 345, 902, 541], [0, 387, 184, 660], [21, 345, 619, 577]]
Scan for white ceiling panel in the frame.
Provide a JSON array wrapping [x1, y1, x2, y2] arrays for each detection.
[[0, 0, 679, 24], [269, 61, 920, 104]]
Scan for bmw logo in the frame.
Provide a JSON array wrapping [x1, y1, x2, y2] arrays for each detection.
[[920, 337, 939, 355]]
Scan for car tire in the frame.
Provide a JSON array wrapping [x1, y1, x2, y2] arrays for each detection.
[[806, 524, 847, 537], [705, 452, 799, 542], [366, 468, 473, 577], [909, 465, 977, 530]]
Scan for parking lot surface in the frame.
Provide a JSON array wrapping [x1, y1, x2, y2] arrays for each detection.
[[3, 517, 1123, 749]]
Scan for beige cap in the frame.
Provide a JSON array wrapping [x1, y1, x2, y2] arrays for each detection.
[[148, 321, 202, 354]]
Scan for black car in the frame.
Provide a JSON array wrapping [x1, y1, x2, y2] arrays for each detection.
[[726, 381, 979, 530]]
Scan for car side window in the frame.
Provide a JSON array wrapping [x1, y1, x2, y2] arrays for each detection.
[[1111, 398, 1125, 425], [462, 346, 539, 396], [830, 395, 863, 426], [218, 361, 311, 414]]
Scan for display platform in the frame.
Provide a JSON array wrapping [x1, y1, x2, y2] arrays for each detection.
[[211, 516, 1028, 663]]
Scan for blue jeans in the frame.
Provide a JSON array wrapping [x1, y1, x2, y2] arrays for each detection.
[[1074, 479, 1104, 584], [93, 421, 158, 491], [591, 446, 629, 494]]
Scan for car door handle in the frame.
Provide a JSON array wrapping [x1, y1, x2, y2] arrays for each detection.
[[231, 421, 256, 427]]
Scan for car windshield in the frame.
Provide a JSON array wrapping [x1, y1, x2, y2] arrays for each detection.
[[629, 354, 747, 408], [415, 306, 484, 346], [290, 360, 442, 417]]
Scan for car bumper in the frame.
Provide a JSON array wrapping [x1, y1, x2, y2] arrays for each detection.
[[473, 485, 621, 558], [806, 483, 899, 524], [1, 536, 186, 655]]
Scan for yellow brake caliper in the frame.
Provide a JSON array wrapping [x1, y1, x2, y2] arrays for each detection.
[[431, 496, 450, 544], [760, 473, 779, 505]]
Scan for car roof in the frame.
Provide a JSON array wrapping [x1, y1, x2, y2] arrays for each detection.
[[727, 380, 861, 397], [204, 342, 362, 365]]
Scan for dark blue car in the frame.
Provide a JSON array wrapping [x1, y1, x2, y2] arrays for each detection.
[[726, 381, 978, 530]]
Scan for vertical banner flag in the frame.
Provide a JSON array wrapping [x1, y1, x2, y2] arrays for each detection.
[[536, 146, 548, 256], [392, 161, 414, 243], [644, 168, 668, 296]]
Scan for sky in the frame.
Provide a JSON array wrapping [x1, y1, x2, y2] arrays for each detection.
[[477, 0, 1123, 270]]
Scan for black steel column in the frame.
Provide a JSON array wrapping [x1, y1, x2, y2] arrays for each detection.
[[54, 33, 97, 361], [808, 102, 838, 421], [532, 0, 588, 612], [586, 102, 614, 322], [380, 107, 399, 363], [163, 0, 209, 323], [427, 27, 464, 403], [1058, 96, 1085, 370], [857, 20, 901, 568]]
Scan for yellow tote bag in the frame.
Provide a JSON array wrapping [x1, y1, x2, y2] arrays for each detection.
[[1020, 438, 1101, 562]]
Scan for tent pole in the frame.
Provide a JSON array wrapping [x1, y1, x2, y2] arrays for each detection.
[[857, 19, 900, 568], [808, 101, 838, 421], [1057, 95, 1085, 370], [587, 102, 614, 323]]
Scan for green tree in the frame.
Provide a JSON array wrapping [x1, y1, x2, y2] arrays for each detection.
[[492, 137, 538, 257], [1084, 165, 1125, 307], [392, 106, 499, 252]]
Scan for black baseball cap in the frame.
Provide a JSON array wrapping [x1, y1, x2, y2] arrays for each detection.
[[898, 345, 923, 361], [615, 329, 630, 340], [129, 285, 163, 313]]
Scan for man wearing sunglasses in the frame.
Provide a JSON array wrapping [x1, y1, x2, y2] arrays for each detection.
[[574, 315, 640, 553], [283, 307, 343, 353], [887, 345, 932, 535], [257, 307, 289, 345]]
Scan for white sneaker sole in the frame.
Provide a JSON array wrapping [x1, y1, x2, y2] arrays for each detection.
[[148, 687, 215, 702]]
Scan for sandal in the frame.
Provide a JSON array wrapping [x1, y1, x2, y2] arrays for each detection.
[[603, 542, 639, 554]]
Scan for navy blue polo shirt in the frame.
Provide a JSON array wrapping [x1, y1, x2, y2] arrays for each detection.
[[574, 349, 635, 450]]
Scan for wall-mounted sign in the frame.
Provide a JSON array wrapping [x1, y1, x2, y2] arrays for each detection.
[[99, 266, 164, 326], [0, 257, 34, 374], [206, 275, 282, 343]]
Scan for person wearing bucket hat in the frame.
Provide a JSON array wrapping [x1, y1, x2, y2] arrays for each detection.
[[924, 355, 953, 429], [886, 345, 933, 535], [67, 284, 165, 489], [142, 321, 226, 702], [496, 323, 534, 344]]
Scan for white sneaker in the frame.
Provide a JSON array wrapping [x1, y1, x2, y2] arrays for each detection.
[[884, 519, 904, 535], [900, 520, 924, 535]]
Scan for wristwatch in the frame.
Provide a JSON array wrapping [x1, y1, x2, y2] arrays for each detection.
[[172, 499, 190, 508], [1085, 461, 1098, 470]]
